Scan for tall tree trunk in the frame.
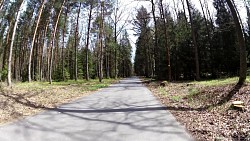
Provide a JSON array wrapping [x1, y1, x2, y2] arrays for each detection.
[[49, 0, 65, 84], [74, 2, 81, 81], [40, 21, 49, 81], [0, 0, 5, 11], [186, 0, 200, 81], [225, 0, 247, 85], [159, 0, 171, 81], [180, 0, 189, 28], [62, 4, 69, 81], [204, 0, 214, 32], [85, 2, 93, 81], [7, 0, 25, 86], [13, 33, 19, 81], [150, 0, 157, 77], [114, 0, 118, 79], [28, 0, 46, 82], [99, 1, 104, 82], [2, 21, 13, 71]]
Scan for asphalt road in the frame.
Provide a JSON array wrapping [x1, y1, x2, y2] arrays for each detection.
[[0, 77, 193, 141]]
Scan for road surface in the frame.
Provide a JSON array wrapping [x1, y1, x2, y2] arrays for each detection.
[[0, 77, 193, 141]]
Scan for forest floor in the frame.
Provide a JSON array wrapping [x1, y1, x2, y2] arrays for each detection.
[[0, 79, 117, 125], [144, 77, 250, 141]]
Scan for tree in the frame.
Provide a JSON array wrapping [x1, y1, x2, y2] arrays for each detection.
[[186, 0, 200, 81], [49, 0, 66, 84], [225, 0, 247, 85], [98, 1, 104, 82], [62, 3, 69, 81], [74, 2, 81, 81], [134, 6, 153, 77], [159, 0, 171, 81], [28, 0, 46, 82], [7, 0, 25, 86], [85, 0, 95, 81]]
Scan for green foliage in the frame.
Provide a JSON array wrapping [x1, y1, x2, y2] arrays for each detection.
[[64, 68, 70, 81], [171, 95, 182, 102], [53, 66, 64, 82], [134, 0, 243, 81], [134, 6, 154, 77], [188, 87, 200, 97], [0, 66, 8, 81], [158, 86, 168, 96]]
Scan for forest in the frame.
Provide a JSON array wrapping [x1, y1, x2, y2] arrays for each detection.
[[0, 0, 133, 86], [134, 0, 249, 84], [0, 0, 249, 85], [0, 0, 249, 140]]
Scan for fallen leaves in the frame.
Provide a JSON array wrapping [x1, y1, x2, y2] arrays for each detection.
[[145, 80, 250, 141]]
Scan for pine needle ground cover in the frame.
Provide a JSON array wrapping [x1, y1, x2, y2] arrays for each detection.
[[145, 77, 250, 141], [0, 79, 117, 125]]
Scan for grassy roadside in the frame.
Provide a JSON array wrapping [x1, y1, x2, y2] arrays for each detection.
[[144, 77, 250, 141], [0, 79, 118, 125]]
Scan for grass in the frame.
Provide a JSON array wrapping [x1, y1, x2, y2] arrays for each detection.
[[188, 87, 200, 97], [191, 76, 250, 87], [171, 95, 182, 102], [0, 78, 118, 125], [13, 79, 115, 92], [158, 86, 168, 96]]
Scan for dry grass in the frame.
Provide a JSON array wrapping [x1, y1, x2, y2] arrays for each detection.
[[0, 79, 117, 125]]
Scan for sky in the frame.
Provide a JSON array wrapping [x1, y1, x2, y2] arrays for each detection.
[[118, 0, 247, 62]]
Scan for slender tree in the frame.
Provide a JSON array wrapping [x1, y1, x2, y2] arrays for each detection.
[[186, 0, 200, 80], [49, 0, 65, 84], [225, 0, 247, 85], [85, 0, 94, 81], [7, 0, 25, 86], [74, 2, 81, 81], [150, 0, 157, 77], [28, 0, 46, 82], [62, 3, 69, 81], [99, 1, 104, 82], [159, 0, 171, 81]]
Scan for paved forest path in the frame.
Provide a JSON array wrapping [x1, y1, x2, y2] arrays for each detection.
[[0, 77, 193, 141]]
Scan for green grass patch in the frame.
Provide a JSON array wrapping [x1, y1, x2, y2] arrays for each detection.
[[188, 87, 200, 97], [191, 76, 250, 87], [192, 77, 238, 86], [158, 86, 168, 96], [13, 79, 117, 92], [171, 95, 182, 102]]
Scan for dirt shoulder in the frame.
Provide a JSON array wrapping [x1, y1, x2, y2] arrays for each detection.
[[144, 78, 250, 141], [0, 79, 117, 125]]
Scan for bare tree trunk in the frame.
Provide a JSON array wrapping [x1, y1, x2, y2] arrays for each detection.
[[14, 33, 19, 81], [74, 2, 81, 81], [28, 0, 46, 82], [85, 2, 93, 81], [204, 0, 214, 32], [186, 0, 200, 81], [40, 21, 49, 81], [159, 0, 171, 81], [49, 0, 65, 84], [0, 0, 5, 11], [150, 0, 157, 77], [114, 0, 118, 79], [225, 0, 247, 85], [7, 0, 25, 86], [99, 1, 104, 82], [199, 0, 211, 41], [2, 21, 13, 71], [180, 0, 189, 28], [62, 4, 69, 81]]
